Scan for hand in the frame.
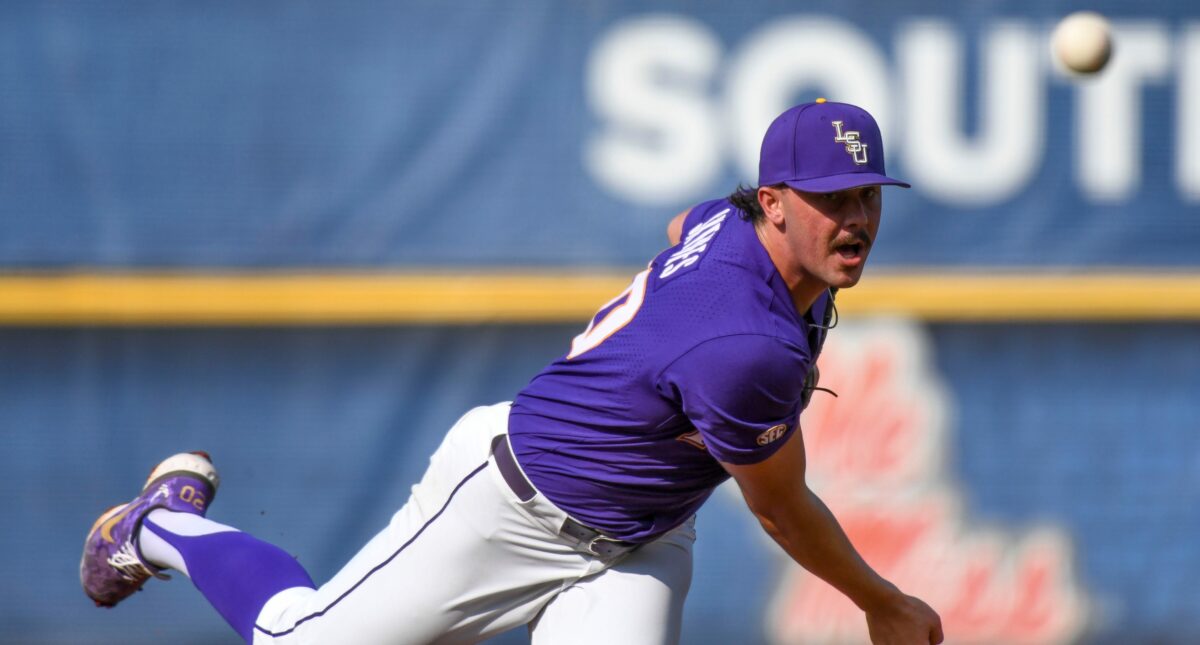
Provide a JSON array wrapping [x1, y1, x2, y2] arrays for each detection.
[[864, 593, 943, 645]]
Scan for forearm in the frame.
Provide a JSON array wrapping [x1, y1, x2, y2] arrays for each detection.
[[726, 432, 941, 642], [756, 486, 899, 611]]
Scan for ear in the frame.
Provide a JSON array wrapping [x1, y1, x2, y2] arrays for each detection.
[[757, 186, 787, 226]]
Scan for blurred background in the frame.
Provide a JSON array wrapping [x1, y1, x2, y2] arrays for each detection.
[[3, 0, 1199, 643]]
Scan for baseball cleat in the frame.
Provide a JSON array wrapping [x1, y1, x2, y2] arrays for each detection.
[[80, 451, 220, 608]]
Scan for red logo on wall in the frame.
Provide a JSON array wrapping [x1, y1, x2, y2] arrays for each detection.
[[766, 321, 1088, 644]]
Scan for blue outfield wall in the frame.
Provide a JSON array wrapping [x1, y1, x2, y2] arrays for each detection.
[[0, 0, 1198, 269], [4, 322, 1199, 644]]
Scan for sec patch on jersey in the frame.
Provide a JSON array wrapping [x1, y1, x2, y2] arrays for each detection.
[[756, 423, 788, 446]]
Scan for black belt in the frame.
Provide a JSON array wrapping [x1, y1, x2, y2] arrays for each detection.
[[491, 434, 638, 559]]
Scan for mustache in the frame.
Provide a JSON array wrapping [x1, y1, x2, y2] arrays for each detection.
[[832, 230, 873, 249]]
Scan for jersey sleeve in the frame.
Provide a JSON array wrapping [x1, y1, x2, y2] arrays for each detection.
[[656, 334, 810, 465]]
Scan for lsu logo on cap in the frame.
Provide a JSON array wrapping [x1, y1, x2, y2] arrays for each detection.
[[756, 423, 788, 446], [832, 121, 869, 165]]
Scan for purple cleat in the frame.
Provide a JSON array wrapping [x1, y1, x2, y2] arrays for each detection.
[[81, 451, 220, 607]]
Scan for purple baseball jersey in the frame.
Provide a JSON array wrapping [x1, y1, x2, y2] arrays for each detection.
[[508, 198, 832, 543]]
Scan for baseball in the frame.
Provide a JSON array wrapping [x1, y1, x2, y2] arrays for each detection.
[[1052, 11, 1113, 75]]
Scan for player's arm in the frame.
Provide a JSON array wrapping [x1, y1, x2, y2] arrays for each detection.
[[663, 335, 941, 642], [722, 433, 944, 644], [666, 209, 689, 245]]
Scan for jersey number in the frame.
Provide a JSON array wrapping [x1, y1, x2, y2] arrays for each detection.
[[567, 268, 650, 359]]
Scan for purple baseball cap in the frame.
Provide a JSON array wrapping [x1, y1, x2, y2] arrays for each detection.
[[758, 99, 909, 192]]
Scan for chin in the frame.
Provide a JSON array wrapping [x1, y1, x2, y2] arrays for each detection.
[[830, 270, 865, 289]]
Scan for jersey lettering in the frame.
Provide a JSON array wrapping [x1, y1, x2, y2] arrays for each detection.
[[659, 209, 728, 279]]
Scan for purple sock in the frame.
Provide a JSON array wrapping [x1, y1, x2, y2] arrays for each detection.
[[143, 517, 316, 643]]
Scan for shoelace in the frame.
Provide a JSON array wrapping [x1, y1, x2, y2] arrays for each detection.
[[107, 541, 157, 582]]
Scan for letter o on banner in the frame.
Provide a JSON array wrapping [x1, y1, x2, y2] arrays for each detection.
[[725, 17, 893, 183]]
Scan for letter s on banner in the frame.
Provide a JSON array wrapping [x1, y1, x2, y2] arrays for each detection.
[[584, 15, 722, 206]]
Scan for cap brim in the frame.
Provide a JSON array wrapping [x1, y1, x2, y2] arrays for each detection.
[[783, 172, 910, 193]]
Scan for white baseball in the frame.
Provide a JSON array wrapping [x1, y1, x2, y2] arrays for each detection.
[[1052, 11, 1113, 75]]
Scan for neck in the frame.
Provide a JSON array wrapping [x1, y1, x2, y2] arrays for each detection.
[[754, 222, 827, 315]]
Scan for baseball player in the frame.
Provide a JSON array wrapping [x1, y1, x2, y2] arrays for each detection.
[[82, 100, 943, 644]]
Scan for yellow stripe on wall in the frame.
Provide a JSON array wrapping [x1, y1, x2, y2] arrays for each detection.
[[841, 273, 1200, 321], [0, 271, 1197, 325], [0, 273, 627, 325]]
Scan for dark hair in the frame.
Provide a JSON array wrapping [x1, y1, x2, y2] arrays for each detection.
[[727, 183, 786, 224]]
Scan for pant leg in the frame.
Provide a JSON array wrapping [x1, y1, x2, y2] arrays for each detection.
[[529, 517, 697, 645], [253, 403, 599, 645]]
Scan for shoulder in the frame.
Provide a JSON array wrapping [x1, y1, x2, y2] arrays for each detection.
[[679, 198, 739, 236], [660, 334, 809, 399], [690, 333, 807, 374]]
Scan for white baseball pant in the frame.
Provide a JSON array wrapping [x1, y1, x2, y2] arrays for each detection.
[[252, 402, 696, 644]]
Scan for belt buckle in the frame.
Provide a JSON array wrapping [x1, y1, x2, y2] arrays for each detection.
[[586, 535, 624, 557]]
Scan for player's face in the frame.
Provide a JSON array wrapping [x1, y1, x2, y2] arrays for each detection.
[[778, 185, 882, 289]]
